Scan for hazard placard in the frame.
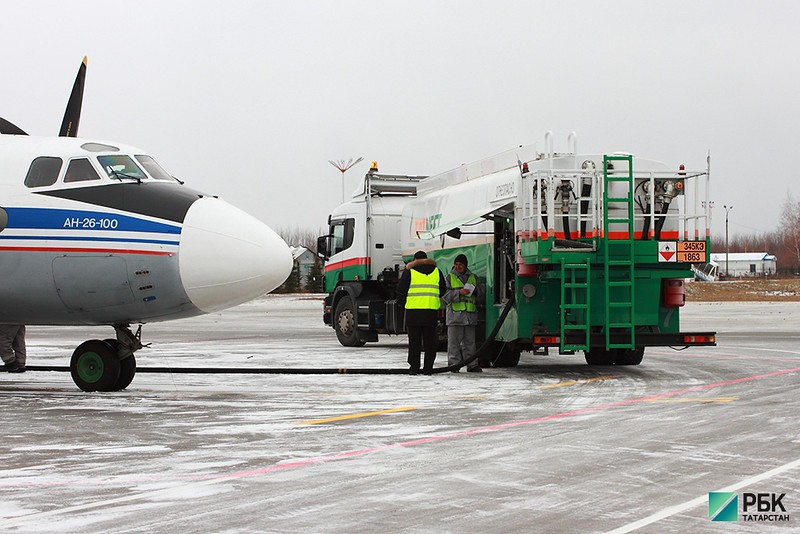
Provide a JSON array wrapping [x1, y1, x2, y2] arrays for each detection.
[[658, 242, 677, 262], [677, 250, 706, 263], [677, 241, 706, 252]]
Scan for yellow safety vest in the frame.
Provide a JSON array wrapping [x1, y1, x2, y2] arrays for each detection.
[[406, 269, 441, 310], [450, 273, 477, 312]]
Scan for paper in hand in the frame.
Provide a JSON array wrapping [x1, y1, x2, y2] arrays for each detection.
[[463, 283, 476, 296]]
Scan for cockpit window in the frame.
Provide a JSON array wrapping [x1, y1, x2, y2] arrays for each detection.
[[64, 158, 101, 183], [24, 157, 62, 188], [135, 155, 173, 181], [97, 155, 147, 182]]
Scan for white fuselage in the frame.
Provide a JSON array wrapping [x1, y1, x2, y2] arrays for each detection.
[[0, 135, 292, 325]]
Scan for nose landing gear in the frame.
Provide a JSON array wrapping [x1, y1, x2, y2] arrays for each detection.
[[70, 324, 143, 391]]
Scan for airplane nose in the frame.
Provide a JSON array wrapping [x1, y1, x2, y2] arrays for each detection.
[[179, 197, 293, 312]]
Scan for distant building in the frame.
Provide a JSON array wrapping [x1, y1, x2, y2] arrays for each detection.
[[289, 246, 319, 289], [710, 252, 777, 277]]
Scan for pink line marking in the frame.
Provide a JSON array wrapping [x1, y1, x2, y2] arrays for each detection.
[[4, 366, 799, 488]]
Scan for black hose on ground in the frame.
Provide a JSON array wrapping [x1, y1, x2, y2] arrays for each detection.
[[25, 296, 517, 376], [430, 291, 515, 374]]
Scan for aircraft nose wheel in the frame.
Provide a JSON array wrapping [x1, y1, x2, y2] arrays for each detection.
[[104, 339, 137, 391], [70, 340, 121, 392]]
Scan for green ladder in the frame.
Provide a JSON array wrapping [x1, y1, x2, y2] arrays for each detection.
[[560, 258, 591, 352], [603, 155, 635, 350]]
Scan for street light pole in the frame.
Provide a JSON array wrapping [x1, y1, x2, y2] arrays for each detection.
[[724, 205, 733, 278], [329, 157, 364, 203]]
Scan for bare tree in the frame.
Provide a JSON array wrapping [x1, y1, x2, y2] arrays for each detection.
[[780, 192, 800, 272], [277, 226, 324, 252]]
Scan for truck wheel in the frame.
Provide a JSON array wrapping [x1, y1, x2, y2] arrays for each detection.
[[584, 349, 615, 365], [483, 341, 521, 367], [614, 348, 644, 365], [334, 298, 366, 347]]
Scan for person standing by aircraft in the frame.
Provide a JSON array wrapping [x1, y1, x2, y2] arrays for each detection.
[[398, 251, 446, 375], [443, 254, 483, 372], [0, 325, 27, 373]]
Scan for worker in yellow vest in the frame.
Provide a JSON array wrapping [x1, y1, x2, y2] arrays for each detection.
[[443, 254, 483, 372], [397, 250, 446, 375]]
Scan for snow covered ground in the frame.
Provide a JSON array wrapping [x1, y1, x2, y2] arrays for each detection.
[[1, 296, 798, 533]]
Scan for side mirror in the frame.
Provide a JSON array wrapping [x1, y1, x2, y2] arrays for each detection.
[[316, 235, 332, 259]]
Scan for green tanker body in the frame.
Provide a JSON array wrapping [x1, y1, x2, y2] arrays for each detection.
[[318, 133, 716, 367]]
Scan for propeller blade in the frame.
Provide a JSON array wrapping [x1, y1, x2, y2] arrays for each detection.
[[59, 56, 87, 137], [0, 118, 28, 135]]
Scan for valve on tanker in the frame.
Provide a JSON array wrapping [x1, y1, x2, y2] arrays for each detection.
[[532, 176, 545, 199], [538, 180, 549, 232], [558, 180, 574, 214], [643, 178, 684, 208], [638, 168, 686, 240], [536, 179, 547, 205], [642, 180, 654, 206], [661, 180, 681, 205]]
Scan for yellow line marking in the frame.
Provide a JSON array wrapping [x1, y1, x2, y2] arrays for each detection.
[[537, 375, 619, 389], [436, 395, 490, 399], [644, 397, 739, 403], [296, 406, 421, 426]]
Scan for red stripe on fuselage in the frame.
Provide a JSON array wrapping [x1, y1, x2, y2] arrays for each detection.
[[0, 246, 174, 256]]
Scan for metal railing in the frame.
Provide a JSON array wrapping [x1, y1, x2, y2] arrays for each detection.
[[519, 165, 711, 243]]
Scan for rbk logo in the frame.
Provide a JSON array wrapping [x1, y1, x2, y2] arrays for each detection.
[[709, 492, 738, 522]]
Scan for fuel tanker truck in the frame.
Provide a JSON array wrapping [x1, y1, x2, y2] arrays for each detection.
[[317, 132, 716, 367]]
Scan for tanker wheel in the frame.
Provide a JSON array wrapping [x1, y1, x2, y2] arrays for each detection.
[[584, 349, 615, 365], [614, 348, 644, 365], [334, 298, 366, 347], [70, 340, 121, 392]]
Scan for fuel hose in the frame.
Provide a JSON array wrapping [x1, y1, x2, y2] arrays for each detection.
[[25, 296, 517, 376]]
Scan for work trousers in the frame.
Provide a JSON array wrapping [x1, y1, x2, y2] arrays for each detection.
[[447, 324, 478, 370], [407, 324, 437, 371], [0, 325, 26, 366]]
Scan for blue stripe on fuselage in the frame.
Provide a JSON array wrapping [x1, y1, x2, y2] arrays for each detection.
[[4, 207, 181, 234]]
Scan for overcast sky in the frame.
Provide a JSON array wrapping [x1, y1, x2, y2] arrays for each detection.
[[2, 1, 797, 239]]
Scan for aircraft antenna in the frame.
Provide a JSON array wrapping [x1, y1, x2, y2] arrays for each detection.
[[329, 157, 364, 203]]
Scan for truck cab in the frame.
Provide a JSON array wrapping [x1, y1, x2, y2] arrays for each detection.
[[318, 168, 425, 346]]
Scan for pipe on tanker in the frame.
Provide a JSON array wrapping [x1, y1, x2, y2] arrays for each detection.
[[562, 215, 573, 241], [640, 203, 652, 240], [579, 181, 591, 238], [653, 203, 670, 240]]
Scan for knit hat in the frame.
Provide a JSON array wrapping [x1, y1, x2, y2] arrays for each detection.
[[413, 250, 428, 260], [454, 254, 468, 267]]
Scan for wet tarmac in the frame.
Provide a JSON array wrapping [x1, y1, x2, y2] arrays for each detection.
[[1, 296, 799, 533]]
